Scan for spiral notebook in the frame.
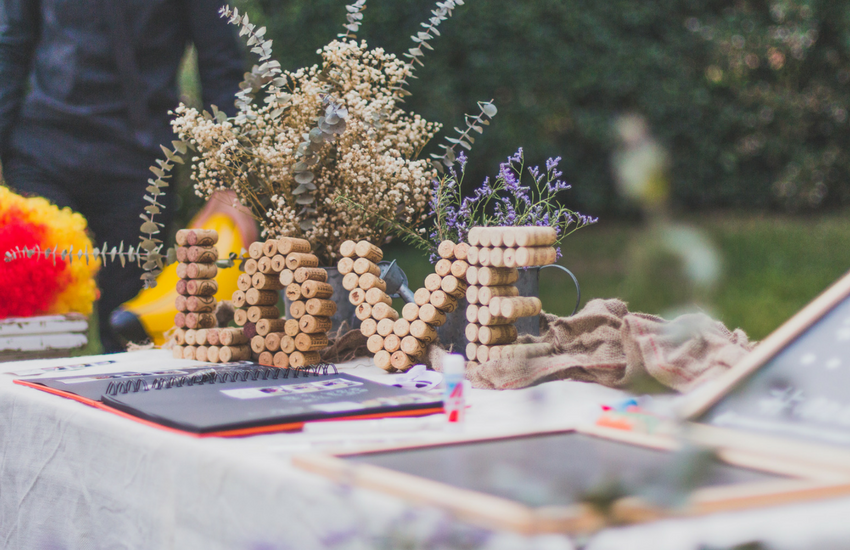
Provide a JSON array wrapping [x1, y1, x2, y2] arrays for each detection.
[[16, 364, 443, 437]]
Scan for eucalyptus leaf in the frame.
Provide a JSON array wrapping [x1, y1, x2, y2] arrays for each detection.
[[480, 102, 498, 117]]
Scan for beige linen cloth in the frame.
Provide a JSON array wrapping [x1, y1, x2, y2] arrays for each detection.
[[434, 299, 753, 392]]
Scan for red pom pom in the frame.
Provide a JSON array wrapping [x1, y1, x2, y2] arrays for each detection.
[[0, 210, 69, 318]]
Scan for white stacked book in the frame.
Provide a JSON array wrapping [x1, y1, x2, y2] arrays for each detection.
[[0, 314, 89, 362]]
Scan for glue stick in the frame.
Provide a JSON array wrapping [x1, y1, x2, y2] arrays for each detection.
[[443, 354, 466, 423]]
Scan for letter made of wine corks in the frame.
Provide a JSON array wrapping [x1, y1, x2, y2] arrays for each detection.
[[171, 229, 221, 348]]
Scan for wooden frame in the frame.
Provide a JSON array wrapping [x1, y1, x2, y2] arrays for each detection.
[[680, 270, 850, 470], [293, 424, 850, 535]]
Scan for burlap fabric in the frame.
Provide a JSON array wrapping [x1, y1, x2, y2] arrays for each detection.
[[440, 299, 753, 393]]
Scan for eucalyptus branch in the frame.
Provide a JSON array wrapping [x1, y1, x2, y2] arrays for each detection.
[[431, 99, 496, 172], [5, 242, 145, 268], [338, 0, 367, 39]]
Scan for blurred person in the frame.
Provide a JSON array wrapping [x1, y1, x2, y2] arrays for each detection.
[[0, 0, 245, 351]]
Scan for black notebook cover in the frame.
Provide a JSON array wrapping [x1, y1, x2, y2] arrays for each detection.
[[100, 372, 442, 434]]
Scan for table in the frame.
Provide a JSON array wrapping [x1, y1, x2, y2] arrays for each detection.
[[3, 350, 850, 550]]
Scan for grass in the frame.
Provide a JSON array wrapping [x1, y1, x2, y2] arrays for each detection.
[[384, 210, 850, 341]]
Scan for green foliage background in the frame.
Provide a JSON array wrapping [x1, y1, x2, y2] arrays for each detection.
[[232, 0, 850, 213]]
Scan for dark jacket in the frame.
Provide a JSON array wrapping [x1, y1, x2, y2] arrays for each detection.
[[0, 0, 244, 177]]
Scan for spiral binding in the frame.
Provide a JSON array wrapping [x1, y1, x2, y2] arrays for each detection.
[[104, 363, 339, 395]]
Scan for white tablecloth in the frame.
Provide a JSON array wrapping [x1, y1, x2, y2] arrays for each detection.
[[2, 350, 850, 550]]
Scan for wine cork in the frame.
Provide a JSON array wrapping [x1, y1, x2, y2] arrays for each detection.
[[206, 345, 220, 363], [501, 229, 517, 248], [306, 298, 336, 317], [476, 344, 493, 364], [465, 342, 478, 361], [393, 318, 411, 337], [264, 332, 282, 352], [478, 247, 492, 267], [285, 253, 319, 270], [353, 257, 381, 277], [252, 273, 284, 291], [284, 319, 301, 337], [185, 312, 216, 329], [467, 227, 482, 246], [384, 334, 401, 353], [358, 273, 386, 292], [342, 272, 360, 291], [295, 267, 328, 284], [355, 240, 383, 263], [409, 320, 437, 343], [376, 318, 395, 337], [418, 303, 446, 325], [465, 323, 480, 343], [187, 246, 218, 263], [498, 296, 542, 319], [478, 285, 519, 305], [290, 351, 321, 368], [375, 350, 392, 371], [244, 258, 259, 275], [391, 351, 414, 371], [220, 345, 251, 362], [186, 279, 218, 297], [514, 226, 557, 247], [251, 335, 267, 354], [175, 263, 189, 279], [242, 322, 258, 340], [194, 328, 209, 346], [360, 318, 378, 337], [299, 315, 332, 334], [262, 239, 279, 257], [429, 290, 458, 312], [280, 269, 295, 286], [248, 241, 264, 260], [515, 246, 557, 267], [277, 237, 312, 255], [295, 333, 328, 352], [435, 259, 452, 277], [231, 291, 247, 309], [414, 288, 431, 306], [438, 240, 456, 259], [402, 302, 420, 322], [479, 325, 518, 345], [454, 242, 469, 261], [424, 273, 442, 292], [400, 335, 425, 356], [466, 304, 480, 323], [466, 285, 480, 305], [246, 288, 278, 306], [450, 260, 469, 279], [182, 345, 197, 360], [219, 327, 248, 346], [467, 246, 479, 266], [205, 328, 221, 346], [187, 295, 217, 313], [271, 255, 287, 272], [477, 267, 518, 286], [285, 283, 303, 302], [247, 306, 280, 323], [355, 302, 373, 321], [365, 287, 392, 306], [440, 275, 467, 298], [372, 302, 399, 321], [257, 256, 275, 274], [233, 309, 248, 326], [172, 328, 186, 345], [256, 318, 286, 336], [477, 307, 515, 326], [489, 247, 505, 268], [175, 229, 192, 246], [289, 300, 307, 319], [367, 334, 385, 354], [258, 351, 274, 367], [273, 352, 290, 368], [237, 273, 253, 291], [502, 248, 517, 268], [339, 240, 357, 258], [301, 280, 333, 299], [183, 329, 197, 345], [175, 247, 189, 263], [280, 335, 296, 354], [349, 288, 367, 306], [478, 229, 493, 247], [337, 257, 355, 275], [175, 294, 188, 312], [465, 266, 479, 286], [489, 227, 506, 248]]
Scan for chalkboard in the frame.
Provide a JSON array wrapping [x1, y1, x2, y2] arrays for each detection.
[[684, 271, 850, 454]]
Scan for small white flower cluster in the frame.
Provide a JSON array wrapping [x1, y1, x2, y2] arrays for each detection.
[[171, 39, 440, 264]]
